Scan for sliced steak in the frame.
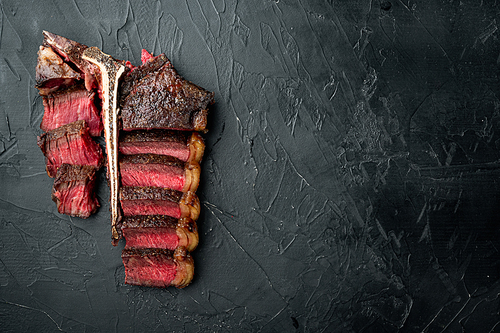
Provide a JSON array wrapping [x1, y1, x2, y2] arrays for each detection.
[[119, 154, 200, 192], [40, 84, 103, 136], [120, 56, 214, 132], [51, 164, 99, 218], [35, 45, 81, 95], [121, 215, 198, 251], [37, 120, 104, 177], [42, 31, 99, 92], [119, 130, 205, 163], [122, 247, 194, 288], [119, 186, 200, 220]]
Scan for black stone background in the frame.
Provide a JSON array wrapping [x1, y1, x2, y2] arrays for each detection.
[[0, 0, 499, 332]]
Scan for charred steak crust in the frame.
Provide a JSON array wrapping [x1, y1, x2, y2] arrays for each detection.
[[119, 186, 184, 202], [51, 164, 99, 218], [119, 153, 185, 169], [120, 58, 214, 132], [37, 120, 104, 177], [53, 163, 97, 182], [121, 215, 179, 229], [42, 31, 100, 91], [120, 129, 189, 144], [35, 45, 81, 94], [38, 119, 85, 142], [119, 54, 169, 105]]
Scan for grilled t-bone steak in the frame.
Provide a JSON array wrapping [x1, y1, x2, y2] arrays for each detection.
[[119, 130, 205, 163], [119, 154, 200, 192], [121, 215, 198, 251], [120, 52, 214, 132], [82, 47, 126, 242], [37, 120, 104, 178], [36, 32, 215, 289], [122, 247, 194, 288], [52, 164, 99, 218], [120, 186, 200, 221], [40, 84, 103, 136], [35, 45, 81, 95]]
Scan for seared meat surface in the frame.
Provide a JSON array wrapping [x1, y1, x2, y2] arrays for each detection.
[[37, 120, 104, 177], [121, 55, 214, 132], [51, 164, 99, 218]]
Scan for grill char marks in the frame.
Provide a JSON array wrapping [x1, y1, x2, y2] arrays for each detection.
[[119, 130, 205, 163], [37, 120, 104, 178], [121, 215, 198, 251], [121, 247, 194, 288], [119, 154, 200, 192], [40, 84, 103, 136], [35, 45, 81, 95], [121, 55, 214, 132], [51, 164, 99, 218]]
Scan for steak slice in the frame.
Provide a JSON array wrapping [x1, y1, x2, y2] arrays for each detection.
[[119, 130, 205, 163], [122, 247, 194, 288], [120, 56, 214, 132], [35, 45, 81, 95], [40, 84, 103, 136], [119, 154, 200, 192], [37, 120, 104, 177], [51, 164, 99, 218], [121, 215, 198, 251], [42, 31, 99, 92], [119, 186, 200, 221]]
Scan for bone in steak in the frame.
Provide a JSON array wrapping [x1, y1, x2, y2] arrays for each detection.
[[121, 215, 198, 251], [119, 130, 205, 163], [40, 84, 103, 136], [42, 31, 99, 92], [82, 46, 126, 242], [120, 55, 214, 132], [120, 154, 200, 192], [51, 164, 99, 218], [120, 186, 200, 221], [122, 247, 194, 288], [35, 45, 81, 95], [37, 120, 104, 178]]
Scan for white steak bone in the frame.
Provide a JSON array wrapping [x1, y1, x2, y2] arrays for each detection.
[[82, 47, 126, 243]]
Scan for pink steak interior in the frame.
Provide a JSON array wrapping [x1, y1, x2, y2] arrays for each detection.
[[123, 254, 176, 288], [120, 199, 181, 218], [119, 142, 189, 162], [120, 163, 185, 191], [123, 228, 179, 250]]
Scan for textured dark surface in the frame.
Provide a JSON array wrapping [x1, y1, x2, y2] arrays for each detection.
[[1, 0, 499, 332]]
